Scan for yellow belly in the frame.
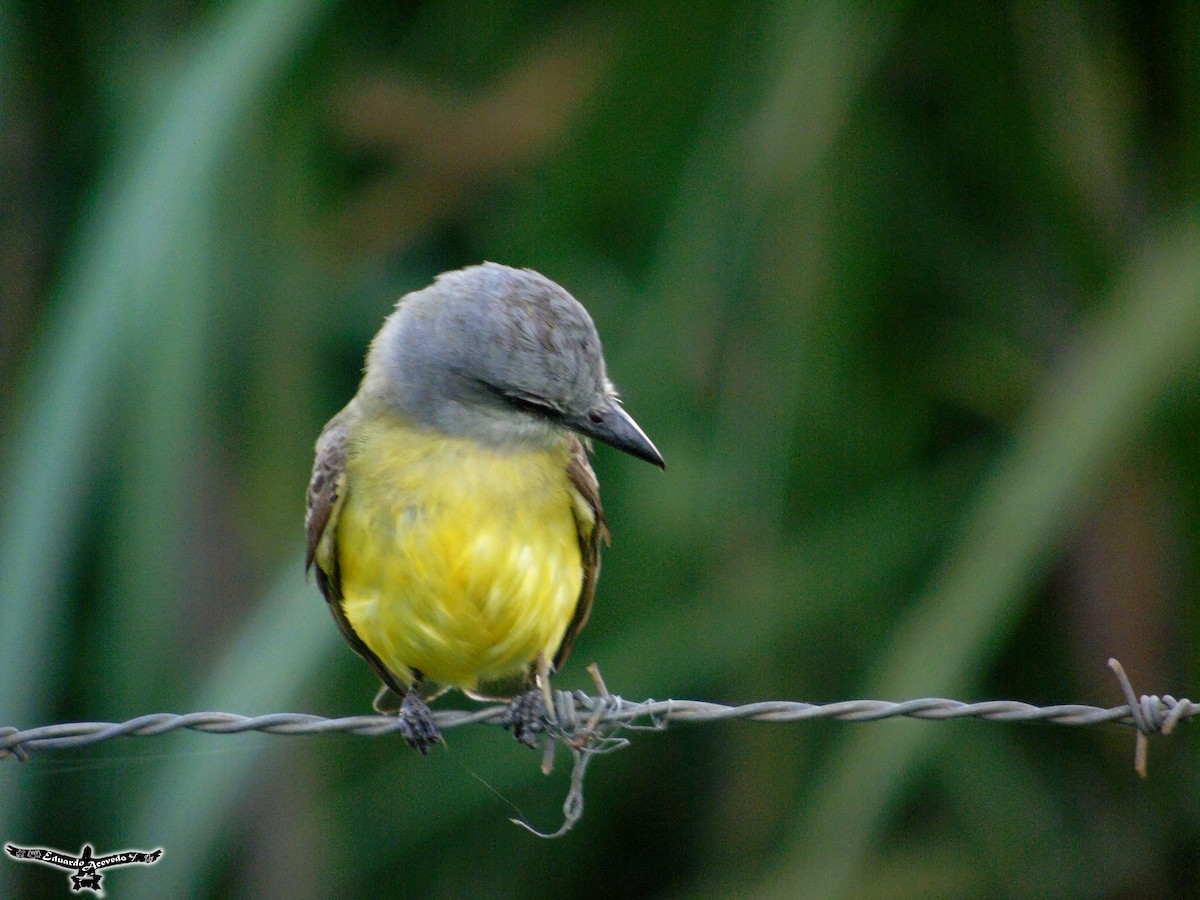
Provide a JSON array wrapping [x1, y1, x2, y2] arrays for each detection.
[[335, 418, 584, 691]]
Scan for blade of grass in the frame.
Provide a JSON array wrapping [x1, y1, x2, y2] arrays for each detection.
[[757, 215, 1200, 898], [0, 0, 329, 856]]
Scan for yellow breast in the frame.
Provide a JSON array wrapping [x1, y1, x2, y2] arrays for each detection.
[[335, 417, 586, 692]]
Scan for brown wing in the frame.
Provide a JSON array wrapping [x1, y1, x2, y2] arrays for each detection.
[[306, 405, 352, 575], [306, 404, 409, 699], [552, 436, 610, 672]]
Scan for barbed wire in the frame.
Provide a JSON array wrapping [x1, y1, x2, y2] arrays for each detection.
[[2, 659, 1193, 836]]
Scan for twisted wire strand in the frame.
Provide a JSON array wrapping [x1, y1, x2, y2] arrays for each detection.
[[2, 659, 1193, 763], [3, 659, 1185, 838]]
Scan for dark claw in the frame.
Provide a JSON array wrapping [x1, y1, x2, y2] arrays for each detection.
[[397, 691, 441, 754], [502, 688, 546, 748]]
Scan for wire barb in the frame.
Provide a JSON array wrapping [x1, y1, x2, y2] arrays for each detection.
[[1105, 658, 1196, 778]]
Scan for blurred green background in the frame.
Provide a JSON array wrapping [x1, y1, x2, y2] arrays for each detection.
[[2, 1, 1198, 897]]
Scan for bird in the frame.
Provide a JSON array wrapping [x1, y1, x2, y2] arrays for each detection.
[[306, 263, 663, 752]]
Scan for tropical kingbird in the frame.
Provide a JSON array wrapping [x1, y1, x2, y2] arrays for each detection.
[[306, 263, 663, 752]]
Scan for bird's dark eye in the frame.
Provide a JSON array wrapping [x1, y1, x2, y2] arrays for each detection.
[[588, 410, 604, 424], [472, 377, 559, 420], [504, 391, 556, 419]]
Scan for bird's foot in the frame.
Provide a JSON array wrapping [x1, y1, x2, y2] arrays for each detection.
[[397, 691, 441, 754], [502, 688, 547, 749]]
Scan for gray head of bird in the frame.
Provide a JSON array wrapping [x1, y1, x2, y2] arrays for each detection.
[[361, 262, 664, 468]]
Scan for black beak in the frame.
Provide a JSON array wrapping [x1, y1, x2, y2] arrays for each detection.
[[569, 400, 665, 469]]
